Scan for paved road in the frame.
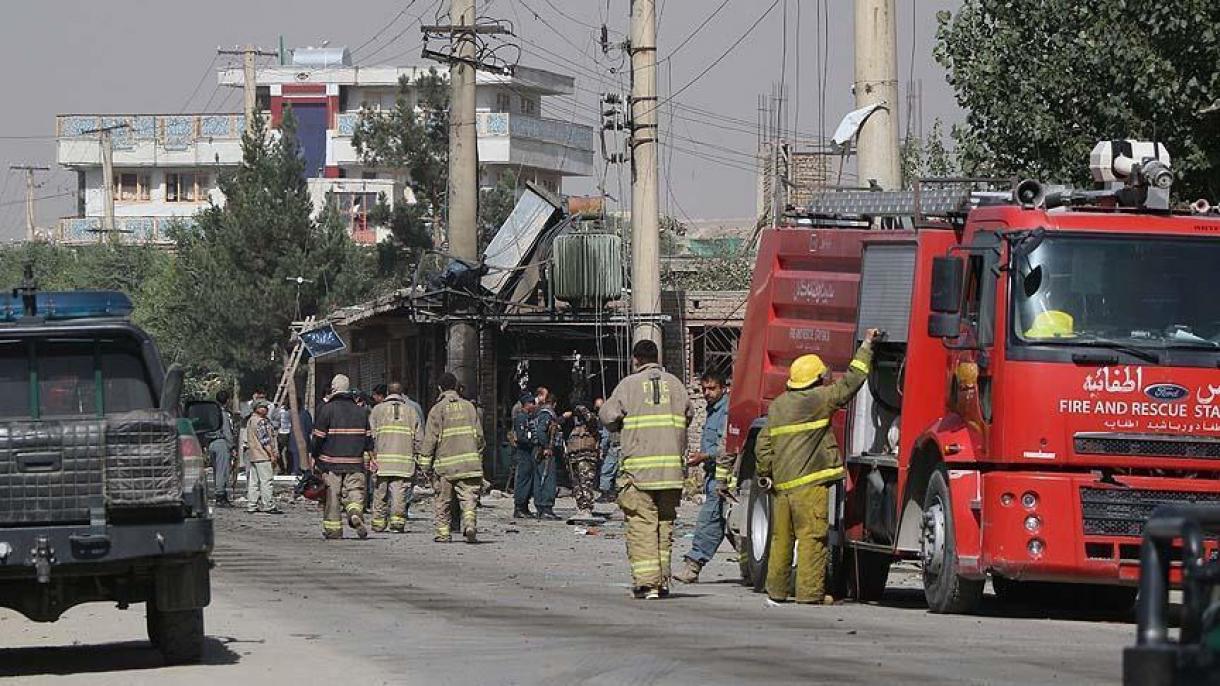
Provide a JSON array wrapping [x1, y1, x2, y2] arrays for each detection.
[[0, 494, 1133, 685]]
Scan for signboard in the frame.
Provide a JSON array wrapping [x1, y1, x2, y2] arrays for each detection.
[[299, 324, 347, 358]]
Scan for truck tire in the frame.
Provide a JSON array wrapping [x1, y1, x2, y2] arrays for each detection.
[[147, 603, 204, 665], [743, 479, 772, 593], [847, 549, 891, 602], [921, 469, 984, 614]]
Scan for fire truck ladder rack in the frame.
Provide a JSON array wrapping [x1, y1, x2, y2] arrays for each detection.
[[797, 177, 1017, 224]]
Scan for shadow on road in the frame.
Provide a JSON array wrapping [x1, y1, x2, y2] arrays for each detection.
[[863, 587, 1147, 625], [0, 635, 242, 677]]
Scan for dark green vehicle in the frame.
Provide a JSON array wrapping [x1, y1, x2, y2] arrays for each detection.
[[0, 269, 213, 664]]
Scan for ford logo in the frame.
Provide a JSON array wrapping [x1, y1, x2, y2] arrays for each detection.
[[1145, 383, 1190, 402]]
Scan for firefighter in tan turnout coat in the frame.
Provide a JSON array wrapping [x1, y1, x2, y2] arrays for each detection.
[[599, 339, 692, 599], [419, 372, 485, 544], [369, 382, 421, 533]]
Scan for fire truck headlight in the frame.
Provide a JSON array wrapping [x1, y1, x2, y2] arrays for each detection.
[[1024, 515, 1042, 533], [1001, 492, 1015, 507], [1021, 491, 1039, 509], [1028, 539, 1045, 558]]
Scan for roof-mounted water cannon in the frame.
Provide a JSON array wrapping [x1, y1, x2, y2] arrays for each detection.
[[1090, 140, 1174, 210]]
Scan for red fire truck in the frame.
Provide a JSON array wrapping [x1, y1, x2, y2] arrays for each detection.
[[725, 141, 1220, 613]]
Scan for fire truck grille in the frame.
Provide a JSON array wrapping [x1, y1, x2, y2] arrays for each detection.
[[1074, 434, 1220, 459], [1080, 487, 1220, 537]]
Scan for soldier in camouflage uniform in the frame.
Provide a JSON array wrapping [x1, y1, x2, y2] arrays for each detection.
[[565, 405, 601, 517]]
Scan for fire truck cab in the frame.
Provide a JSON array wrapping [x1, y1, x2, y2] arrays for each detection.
[[726, 141, 1220, 613]]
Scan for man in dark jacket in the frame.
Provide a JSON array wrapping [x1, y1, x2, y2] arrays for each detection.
[[311, 374, 373, 540]]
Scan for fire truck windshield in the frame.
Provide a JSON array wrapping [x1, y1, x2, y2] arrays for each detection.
[[1013, 234, 1220, 348]]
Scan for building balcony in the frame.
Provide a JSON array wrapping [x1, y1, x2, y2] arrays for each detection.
[[330, 112, 595, 177], [56, 114, 259, 168], [56, 215, 194, 244]]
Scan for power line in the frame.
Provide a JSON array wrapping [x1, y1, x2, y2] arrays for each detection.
[[642, 0, 782, 119], [178, 54, 219, 114], [666, 0, 732, 60], [360, 0, 439, 65], [0, 190, 75, 209], [351, 0, 421, 58]]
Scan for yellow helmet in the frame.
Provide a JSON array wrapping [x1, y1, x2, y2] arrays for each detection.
[[787, 354, 828, 389], [1024, 310, 1075, 339]]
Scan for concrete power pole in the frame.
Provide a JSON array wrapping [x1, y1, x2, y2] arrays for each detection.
[[853, 0, 901, 189], [81, 123, 128, 241], [444, 0, 480, 392], [10, 165, 49, 241], [218, 45, 278, 124], [629, 0, 662, 349]]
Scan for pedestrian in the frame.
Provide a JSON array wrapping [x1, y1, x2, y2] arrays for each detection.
[[419, 372, 485, 544], [674, 370, 732, 583], [372, 384, 388, 406], [756, 329, 880, 605], [310, 374, 374, 540], [594, 397, 620, 503], [565, 405, 601, 518], [210, 389, 238, 507], [245, 399, 283, 515], [369, 382, 421, 533], [599, 339, 692, 600], [511, 392, 539, 518], [276, 402, 292, 473], [532, 387, 561, 520]]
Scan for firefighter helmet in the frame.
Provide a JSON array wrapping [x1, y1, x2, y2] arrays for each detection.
[[787, 354, 828, 390], [294, 471, 327, 502]]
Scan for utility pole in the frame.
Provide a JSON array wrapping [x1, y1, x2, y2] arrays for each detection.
[[629, 0, 662, 349], [81, 123, 129, 241], [9, 165, 49, 241], [446, 0, 479, 392], [218, 45, 278, 123], [853, 0, 901, 189]]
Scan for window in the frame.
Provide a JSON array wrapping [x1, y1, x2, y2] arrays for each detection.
[[519, 96, 537, 116], [114, 173, 151, 201], [166, 172, 210, 202], [495, 92, 512, 113], [0, 338, 155, 419]]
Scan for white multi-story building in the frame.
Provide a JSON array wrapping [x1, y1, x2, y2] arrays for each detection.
[[54, 47, 595, 244]]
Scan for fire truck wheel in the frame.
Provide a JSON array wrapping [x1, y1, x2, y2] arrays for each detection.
[[744, 479, 772, 593], [921, 469, 984, 614]]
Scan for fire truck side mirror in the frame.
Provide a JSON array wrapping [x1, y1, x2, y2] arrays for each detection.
[[930, 257, 964, 314]]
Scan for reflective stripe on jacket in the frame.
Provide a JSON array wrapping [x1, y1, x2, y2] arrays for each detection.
[[369, 395, 421, 478], [310, 394, 372, 474], [599, 363, 692, 491], [419, 390, 485, 480], [755, 342, 873, 491]]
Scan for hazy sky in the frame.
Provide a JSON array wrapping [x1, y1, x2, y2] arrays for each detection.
[[0, 0, 961, 241]]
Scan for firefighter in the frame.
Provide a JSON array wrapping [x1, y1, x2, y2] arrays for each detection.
[[310, 374, 374, 540], [755, 328, 880, 604], [369, 382, 421, 533], [599, 339, 692, 600], [419, 372, 485, 544]]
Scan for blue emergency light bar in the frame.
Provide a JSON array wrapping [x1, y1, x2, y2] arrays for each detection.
[[1, 290, 134, 322]]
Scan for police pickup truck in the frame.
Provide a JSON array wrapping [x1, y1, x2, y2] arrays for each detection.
[[0, 269, 213, 664]]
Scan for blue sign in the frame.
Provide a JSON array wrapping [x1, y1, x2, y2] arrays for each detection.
[[1144, 383, 1190, 402], [299, 324, 346, 358]]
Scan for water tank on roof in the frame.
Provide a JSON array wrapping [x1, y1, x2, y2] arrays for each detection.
[[292, 47, 351, 68], [551, 233, 624, 310]]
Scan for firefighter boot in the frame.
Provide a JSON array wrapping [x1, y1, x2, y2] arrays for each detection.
[[673, 558, 702, 584], [348, 510, 369, 540], [464, 526, 478, 544]]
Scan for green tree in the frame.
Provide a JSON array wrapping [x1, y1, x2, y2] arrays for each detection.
[[353, 72, 519, 260], [901, 119, 957, 187], [936, 1, 1220, 199], [353, 72, 448, 251], [153, 109, 378, 387]]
